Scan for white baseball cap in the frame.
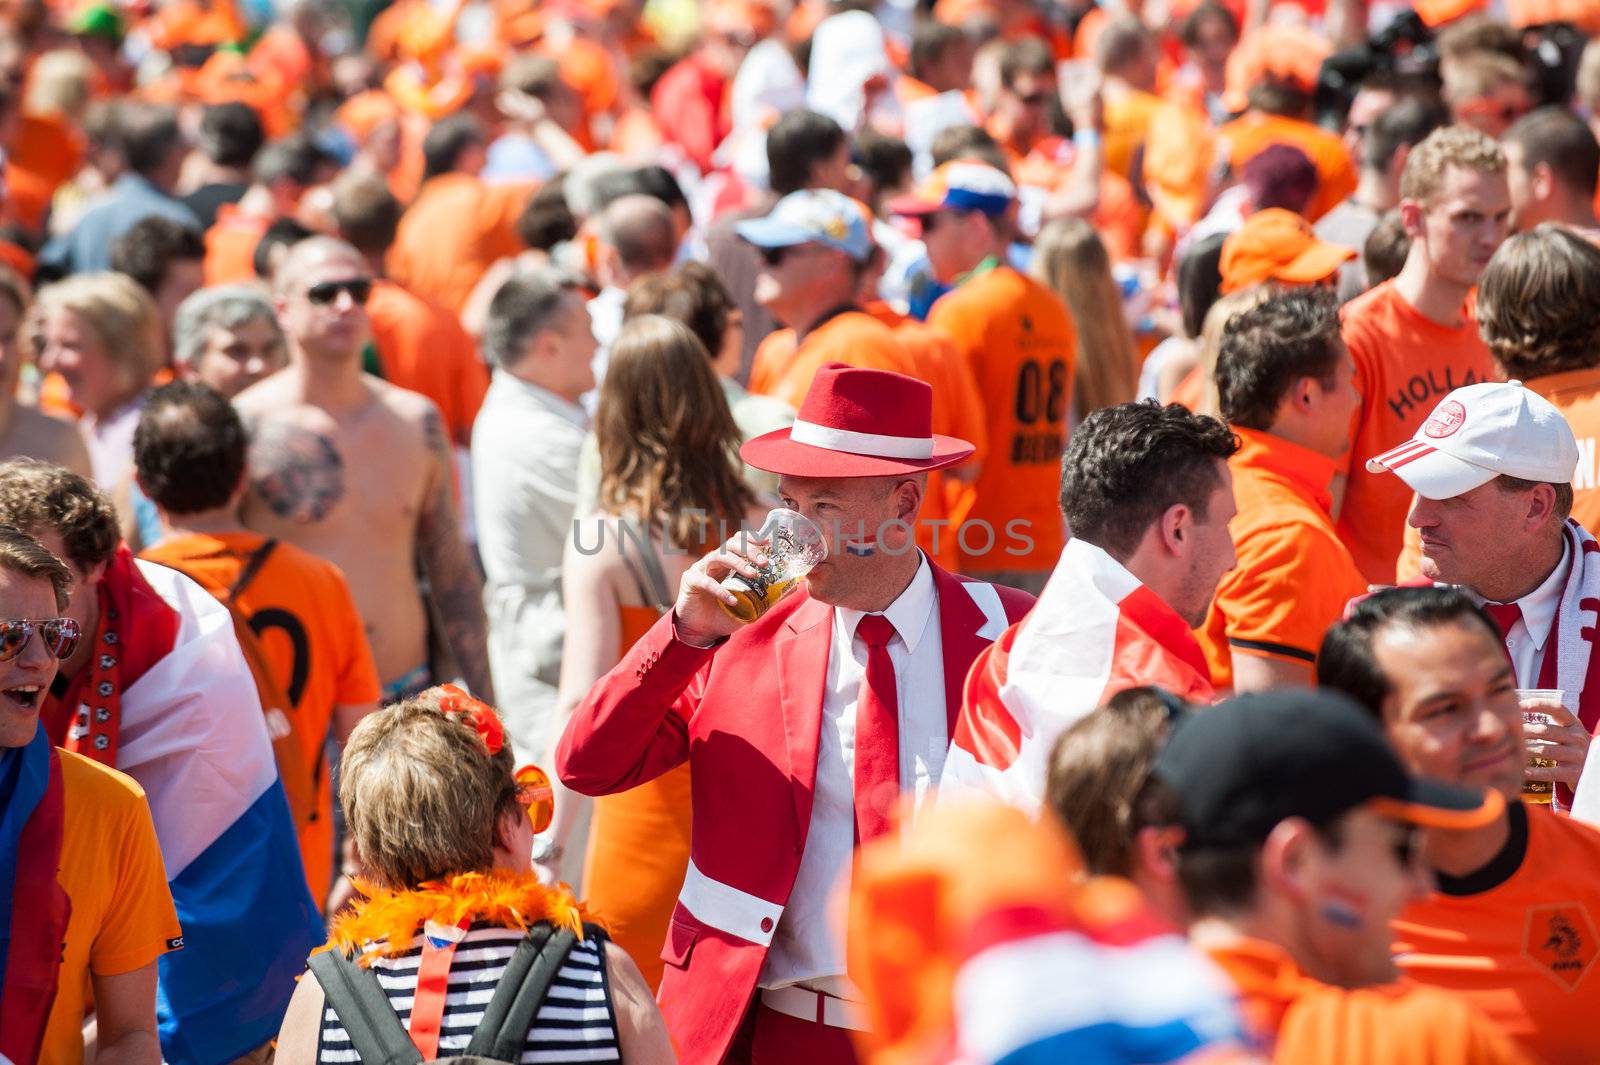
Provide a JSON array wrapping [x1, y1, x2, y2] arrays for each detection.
[[1365, 381, 1578, 500]]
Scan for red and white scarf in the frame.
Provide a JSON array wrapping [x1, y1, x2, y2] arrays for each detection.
[[42, 546, 180, 766], [940, 539, 1215, 810]]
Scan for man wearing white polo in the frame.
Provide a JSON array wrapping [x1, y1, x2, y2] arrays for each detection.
[[1367, 381, 1594, 807], [555, 364, 1035, 1065]]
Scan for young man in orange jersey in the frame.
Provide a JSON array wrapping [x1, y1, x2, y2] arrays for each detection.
[[0, 526, 179, 1065], [1320, 586, 1600, 1065], [1199, 288, 1365, 693], [891, 161, 1075, 590], [134, 381, 380, 910], [739, 188, 918, 410], [1334, 125, 1509, 584], [1147, 688, 1531, 1064]]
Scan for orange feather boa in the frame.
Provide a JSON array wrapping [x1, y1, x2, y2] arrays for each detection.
[[324, 870, 598, 965]]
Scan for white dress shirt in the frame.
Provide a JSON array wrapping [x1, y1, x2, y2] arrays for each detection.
[[581, 285, 626, 415], [471, 371, 589, 763], [1474, 538, 1570, 686], [758, 556, 947, 997]]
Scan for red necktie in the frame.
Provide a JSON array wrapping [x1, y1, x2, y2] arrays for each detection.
[[1484, 601, 1523, 640], [853, 613, 900, 845]]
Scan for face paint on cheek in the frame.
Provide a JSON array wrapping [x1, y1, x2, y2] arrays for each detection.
[[1320, 886, 1372, 930], [842, 537, 877, 557], [831, 518, 877, 557]]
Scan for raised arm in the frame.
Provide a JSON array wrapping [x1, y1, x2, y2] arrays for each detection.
[[417, 404, 495, 701]]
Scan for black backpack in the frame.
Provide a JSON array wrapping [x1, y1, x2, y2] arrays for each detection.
[[307, 923, 604, 1064]]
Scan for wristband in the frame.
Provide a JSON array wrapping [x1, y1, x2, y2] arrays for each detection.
[[1073, 127, 1101, 150]]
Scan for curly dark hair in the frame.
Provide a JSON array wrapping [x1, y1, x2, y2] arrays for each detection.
[[0, 459, 119, 571], [1216, 287, 1344, 431], [1060, 401, 1239, 560], [133, 381, 248, 516], [1477, 224, 1600, 381]]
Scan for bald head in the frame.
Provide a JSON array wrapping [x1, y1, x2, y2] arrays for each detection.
[[274, 236, 366, 295], [597, 194, 678, 284], [272, 236, 373, 362]]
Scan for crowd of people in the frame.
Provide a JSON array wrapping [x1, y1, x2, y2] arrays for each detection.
[[7, 0, 1600, 1061]]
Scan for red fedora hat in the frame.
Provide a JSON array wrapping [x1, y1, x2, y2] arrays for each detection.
[[741, 362, 976, 478]]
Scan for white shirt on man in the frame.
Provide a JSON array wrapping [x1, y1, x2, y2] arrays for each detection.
[[472, 371, 588, 763], [758, 554, 947, 998]]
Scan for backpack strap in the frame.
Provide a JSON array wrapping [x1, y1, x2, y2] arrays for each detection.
[[307, 949, 425, 1065], [462, 923, 582, 1061], [229, 538, 279, 600]]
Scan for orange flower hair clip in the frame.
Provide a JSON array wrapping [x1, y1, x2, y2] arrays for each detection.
[[438, 684, 505, 755]]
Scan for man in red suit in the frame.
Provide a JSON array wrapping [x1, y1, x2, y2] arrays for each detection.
[[557, 363, 1034, 1065]]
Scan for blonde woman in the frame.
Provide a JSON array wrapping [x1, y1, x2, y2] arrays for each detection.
[[275, 687, 673, 1063], [1031, 218, 1141, 422], [31, 272, 164, 491], [0, 266, 90, 478], [546, 315, 766, 992]]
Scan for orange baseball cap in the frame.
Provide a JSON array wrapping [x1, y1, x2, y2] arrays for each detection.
[[1219, 208, 1355, 294], [1222, 23, 1330, 114], [1415, 0, 1488, 26]]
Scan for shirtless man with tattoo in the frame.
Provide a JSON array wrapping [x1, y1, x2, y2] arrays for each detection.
[[235, 237, 494, 703]]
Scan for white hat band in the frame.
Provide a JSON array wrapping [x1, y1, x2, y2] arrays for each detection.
[[789, 419, 936, 460]]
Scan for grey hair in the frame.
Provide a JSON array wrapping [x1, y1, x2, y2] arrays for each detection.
[[172, 285, 281, 366], [481, 266, 587, 370]]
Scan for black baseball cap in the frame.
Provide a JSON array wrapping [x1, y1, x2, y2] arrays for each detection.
[[1152, 689, 1503, 850]]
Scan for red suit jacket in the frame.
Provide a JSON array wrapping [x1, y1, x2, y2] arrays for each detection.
[[555, 560, 1034, 1063]]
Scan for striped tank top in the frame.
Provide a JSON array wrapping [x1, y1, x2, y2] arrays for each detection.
[[317, 924, 623, 1063]]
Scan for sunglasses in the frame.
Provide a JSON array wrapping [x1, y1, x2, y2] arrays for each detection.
[[514, 763, 555, 834], [305, 279, 373, 306], [1017, 92, 1049, 107], [0, 617, 81, 662], [760, 246, 793, 267]]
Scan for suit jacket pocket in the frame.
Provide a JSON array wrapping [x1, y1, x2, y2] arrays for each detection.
[[662, 914, 700, 970]]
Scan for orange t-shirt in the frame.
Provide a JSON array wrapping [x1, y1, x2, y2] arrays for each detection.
[[1216, 111, 1357, 223], [1144, 97, 1215, 231], [927, 264, 1076, 574], [1103, 87, 1163, 181], [1335, 282, 1498, 585], [45, 750, 182, 1065], [3, 113, 85, 235], [1198, 427, 1366, 692], [1206, 935, 1534, 1064], [203, 203, 270, 286], [140, 532, 381, 903], [387, 174, 535, 315], [1393, 802, 1600, 1065], [368, 279, 490, 446], [746, 309, 918, 411], [1532, 366, 1600, 535], [865, 301, 989, 571]]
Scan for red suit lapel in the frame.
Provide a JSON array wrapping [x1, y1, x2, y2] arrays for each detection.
[[932, 567, 993, 738]]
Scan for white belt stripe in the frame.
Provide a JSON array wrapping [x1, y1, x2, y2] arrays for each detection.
[[789, 419, 936, 460]]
